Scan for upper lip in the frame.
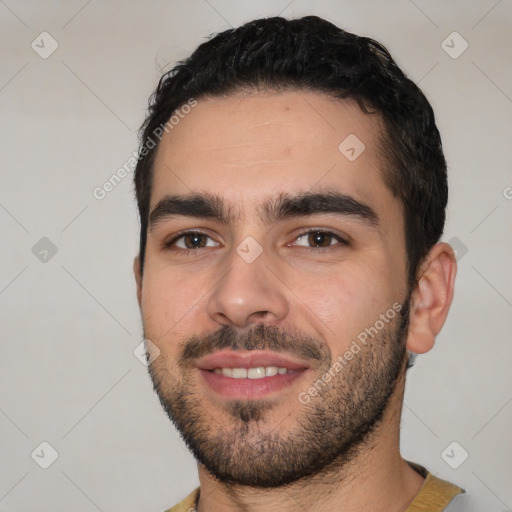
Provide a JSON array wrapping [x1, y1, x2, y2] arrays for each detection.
[[195, 349, 311, 371]]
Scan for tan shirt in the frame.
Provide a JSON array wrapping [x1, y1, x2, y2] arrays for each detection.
[[164, 465, 464, 512]]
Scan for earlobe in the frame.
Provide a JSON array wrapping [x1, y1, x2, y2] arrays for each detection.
[[133, 256, 142, 308], [406, 242, 457, 354]]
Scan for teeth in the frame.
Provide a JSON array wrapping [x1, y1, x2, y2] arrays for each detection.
[[232, 368, 247, 378], [221, 368, 233, 377], [265, 366, 278, 377], [212, 366, 288, 379], [248, 367, 265, 379]]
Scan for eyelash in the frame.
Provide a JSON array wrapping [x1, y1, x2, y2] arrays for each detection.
[[292, 229, 349, 251], [164, 229, 349, 253], [163, 230, 213, 254]]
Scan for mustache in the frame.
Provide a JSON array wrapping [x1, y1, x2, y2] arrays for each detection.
[[179, 324, 331, 366]]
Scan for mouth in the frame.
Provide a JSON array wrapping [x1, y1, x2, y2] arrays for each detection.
[[212, 366, 293, 378], [195, 350, 311, 400]]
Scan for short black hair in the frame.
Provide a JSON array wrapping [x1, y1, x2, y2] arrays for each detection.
[[134, 15, 447, 287]]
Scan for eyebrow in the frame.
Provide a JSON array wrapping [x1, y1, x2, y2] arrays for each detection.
[[149, 191, 379, 230], [263, 191, 379, 227], [150, 194, 229, 229]]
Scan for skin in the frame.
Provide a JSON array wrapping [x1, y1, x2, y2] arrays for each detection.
[[134, 90, 457, 512]]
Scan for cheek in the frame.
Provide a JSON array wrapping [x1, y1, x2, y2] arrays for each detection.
[[288, 269, 361, 339], [289, 264, 396, 354], [140, 267, 205, 342], [300, 280, 350, 326]]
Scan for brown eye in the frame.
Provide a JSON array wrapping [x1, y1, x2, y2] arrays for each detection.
[[183, 233, 208, 249], [166, 231, 218, 250], [307, 232, 334, 247], [292, 230, 347, 249]]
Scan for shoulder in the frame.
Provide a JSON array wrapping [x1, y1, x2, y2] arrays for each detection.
[[406, 462, 464, 512], [162, 487, 200, 512], [406, 463, 505, 512]]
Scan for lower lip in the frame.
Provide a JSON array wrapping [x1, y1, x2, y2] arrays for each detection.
[[199, 369, 307, 399]]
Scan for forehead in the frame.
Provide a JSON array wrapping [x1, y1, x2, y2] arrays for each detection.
[[151, 90, 397, 222]]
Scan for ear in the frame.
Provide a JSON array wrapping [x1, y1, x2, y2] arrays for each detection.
[[133, 256, 142, 308], [406, 242, 457, 354]]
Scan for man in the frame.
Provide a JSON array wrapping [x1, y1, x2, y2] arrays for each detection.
[[133, 15, 469, 511]]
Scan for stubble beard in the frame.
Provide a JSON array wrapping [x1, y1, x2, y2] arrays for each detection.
[[147, 300, 410, 488]]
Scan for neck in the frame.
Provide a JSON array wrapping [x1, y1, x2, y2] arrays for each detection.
[[196, 373, 425, 512]]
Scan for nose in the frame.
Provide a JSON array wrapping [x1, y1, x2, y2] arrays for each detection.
[[206, 245, 289, 329]]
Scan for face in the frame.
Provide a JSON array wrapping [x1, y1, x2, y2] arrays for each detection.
[[137, 90, 411, 486]]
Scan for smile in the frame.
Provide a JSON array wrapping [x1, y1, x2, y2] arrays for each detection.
[[195, 349, 311, 399], [212, 366, 292, 379]]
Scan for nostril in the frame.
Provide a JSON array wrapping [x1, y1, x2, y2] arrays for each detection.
[[252, 311, 270, 318]]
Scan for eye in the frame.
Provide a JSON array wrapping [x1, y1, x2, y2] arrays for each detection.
[[166, 231, 218, 250], [292, 230, 347, 248]]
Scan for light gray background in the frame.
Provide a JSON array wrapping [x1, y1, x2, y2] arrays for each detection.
[[1, 1, 511, 510]]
